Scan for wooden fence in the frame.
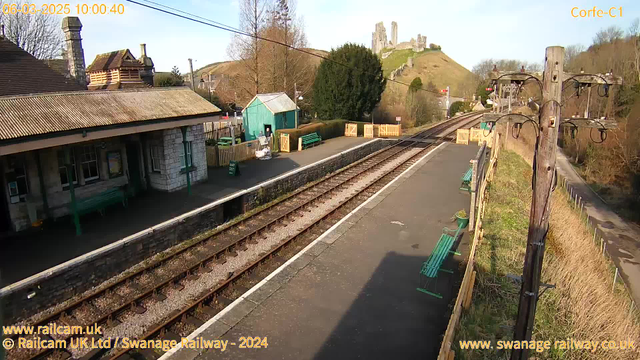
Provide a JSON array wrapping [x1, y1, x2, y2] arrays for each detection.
[[206, 139, 262, 167], [378, 124, 401, 137], [204, 124, 243, 142], [437, 133, 500, 360]]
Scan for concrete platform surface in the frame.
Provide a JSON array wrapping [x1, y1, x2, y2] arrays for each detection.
[[176, 143, 480, 360], [0, 136, 371, 287]]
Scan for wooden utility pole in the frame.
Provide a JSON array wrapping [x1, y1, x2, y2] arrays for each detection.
[[511, 46, 564, 360], [188, 58, 195, 90]]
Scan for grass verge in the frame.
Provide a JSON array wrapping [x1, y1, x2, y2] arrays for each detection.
[[453, 150, 640, 360]]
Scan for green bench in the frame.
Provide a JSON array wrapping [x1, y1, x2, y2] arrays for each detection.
[[416, 225, 464, 298], [70, 188, 128, 217], [300, 132, 322, 149], [460, 166, 473, 192]]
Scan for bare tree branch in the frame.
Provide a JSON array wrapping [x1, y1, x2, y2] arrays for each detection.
[[0, 0, 64, 59]]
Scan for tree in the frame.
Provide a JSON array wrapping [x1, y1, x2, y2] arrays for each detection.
[[154, 66, 185, 87], [475, 81, 491, 105], [409, 77, 423, 92], [593, 25, 624, 46], [0, 0, 63, 59], [564, 44, 585, 71], [260, 0, 311, 98], [227, 0, 269, 97], [449, 101, 470, 115], [312, 43, 386, 120]]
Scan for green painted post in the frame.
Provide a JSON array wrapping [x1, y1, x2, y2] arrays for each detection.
[[181, 127, 191, 196], [35, 150, 51, 221], [65, 147, 81, 235]]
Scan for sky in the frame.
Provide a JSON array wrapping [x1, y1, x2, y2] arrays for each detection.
[[35, 0, 640, 73]]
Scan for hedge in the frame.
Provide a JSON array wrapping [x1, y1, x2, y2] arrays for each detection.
[[273, 120, 370, 151]]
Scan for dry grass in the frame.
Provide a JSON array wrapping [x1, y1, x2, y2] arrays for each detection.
[[454, 143, 640, 359]]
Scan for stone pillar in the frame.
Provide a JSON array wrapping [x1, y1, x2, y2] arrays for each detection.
[[391, 21, 398, 48], [61, 17, 86, 87]]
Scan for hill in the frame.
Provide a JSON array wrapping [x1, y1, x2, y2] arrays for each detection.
[[193, 48, 329, 79], [382, 50, 473, 96]]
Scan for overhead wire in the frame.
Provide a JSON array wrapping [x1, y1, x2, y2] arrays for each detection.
[[127, 0, 465, 98]]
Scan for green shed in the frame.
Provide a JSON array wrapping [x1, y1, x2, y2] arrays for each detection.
[[242, 92, 298, 140]]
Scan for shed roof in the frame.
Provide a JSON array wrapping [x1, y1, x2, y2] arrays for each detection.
[[0, 38, 86, 96], [245, 92, 297, 114], [0, 87, 221, 141]]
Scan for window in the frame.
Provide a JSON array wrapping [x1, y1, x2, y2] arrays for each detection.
[[180, 142, 193, 169], [58, 150, 78, 188], [150, 145, 162, 172], [6, 156, 28, 203], [80, 145, 99, 181]]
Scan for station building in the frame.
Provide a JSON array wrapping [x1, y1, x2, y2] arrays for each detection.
[[0, 18, 221, 233]]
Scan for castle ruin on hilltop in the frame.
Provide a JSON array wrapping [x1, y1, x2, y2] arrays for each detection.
[[371, 21, 426, 55]]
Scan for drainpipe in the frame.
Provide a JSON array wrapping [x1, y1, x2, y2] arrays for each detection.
[[181, 126, 191, 195], [64, 147, 81, 235], [35, 150, 50, 221]]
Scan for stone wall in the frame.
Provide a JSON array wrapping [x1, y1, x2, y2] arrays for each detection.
[[145, 125, 207, 192], [0, 139, 393, 323], [1, 137, 132, 231]]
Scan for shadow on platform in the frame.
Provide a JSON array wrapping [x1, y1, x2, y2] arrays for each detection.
[[312, 242, 465, 360]]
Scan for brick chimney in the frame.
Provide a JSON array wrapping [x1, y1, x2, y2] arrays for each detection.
[[61, 17, 86, 87]]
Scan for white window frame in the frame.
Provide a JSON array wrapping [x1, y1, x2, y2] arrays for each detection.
[[180, 141, 193, 169], [57, 150, 78, 188], [150, 145, 162, 172], [80, 145, 100, 181]]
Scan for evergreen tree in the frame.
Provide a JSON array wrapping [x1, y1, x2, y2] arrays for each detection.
[[312, 43, 386, 120]]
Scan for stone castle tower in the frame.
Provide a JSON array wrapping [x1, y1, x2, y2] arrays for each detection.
[[390, 21, 398, 47], [62, 17, 87, 87], [371, 22, 388, 55], [371, 21, 427, 55]]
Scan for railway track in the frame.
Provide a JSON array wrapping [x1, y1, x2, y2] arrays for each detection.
[[5, 112, 482, 360]]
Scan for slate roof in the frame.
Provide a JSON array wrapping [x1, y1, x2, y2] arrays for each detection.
[[86, 49, 144, 72], [0, 37, 86, 96], [0, 88, 221, 141]]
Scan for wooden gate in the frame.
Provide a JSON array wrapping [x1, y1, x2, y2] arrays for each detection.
[[280, 133, 290, 152], [345, 123, 358, 137], [469, 128, 482, 142], [364, 124, 374, 138], [456, 129, 470, 145]]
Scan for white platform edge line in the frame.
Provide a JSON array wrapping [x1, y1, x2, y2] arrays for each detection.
[[0, 139, 380, 295], [158, 141, 448, 359]]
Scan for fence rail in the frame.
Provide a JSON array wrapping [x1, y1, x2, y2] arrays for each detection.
[[559, 175, 639, 321], [205, 139, 258, 167], [438, 133, 500, 359], [204, 124, 243, 142]]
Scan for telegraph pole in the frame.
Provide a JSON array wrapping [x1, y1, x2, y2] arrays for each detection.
[[188, 58, 195, 90], [511, 46, 564, 360], [294, 82, 298, 129]]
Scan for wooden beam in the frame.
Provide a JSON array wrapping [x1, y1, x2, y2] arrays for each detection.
[[490, 71, 622, 85], [561, 118, 618, 129], [480, 114, 618, 129]]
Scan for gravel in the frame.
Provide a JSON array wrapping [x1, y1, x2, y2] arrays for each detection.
[[94, 148, 421, 355]]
